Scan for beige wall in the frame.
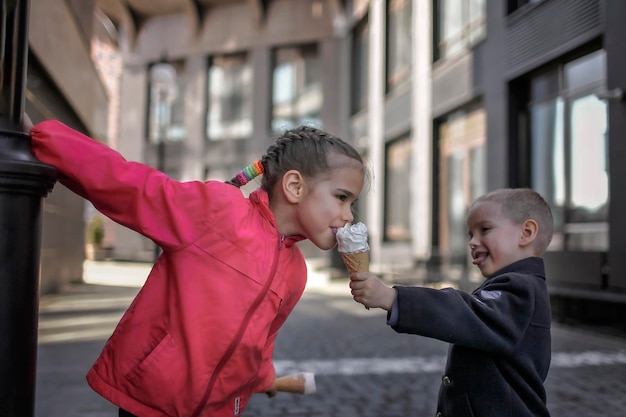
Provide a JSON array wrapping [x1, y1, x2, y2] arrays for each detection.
[[29, 0, 108, 139]]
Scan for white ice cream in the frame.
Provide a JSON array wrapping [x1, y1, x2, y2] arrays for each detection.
[[336, 222, 369, 253]]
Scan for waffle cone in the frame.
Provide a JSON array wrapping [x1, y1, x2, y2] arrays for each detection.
[[274, 372, 316, 395], [340, 251, 369, 274]]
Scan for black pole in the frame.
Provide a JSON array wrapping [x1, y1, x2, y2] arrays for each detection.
[[0, 1, 56, 416]]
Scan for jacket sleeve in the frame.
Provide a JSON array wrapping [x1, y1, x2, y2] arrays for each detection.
[[255, 348, 276, 393], [30, 120, 223, 250], [392, 275, 536, 355]]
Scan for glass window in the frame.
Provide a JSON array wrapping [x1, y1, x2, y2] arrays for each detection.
[[207, 53, 252, 140], [529, 50, 608, 251], [469, 145, 486, 201], [271, 45, 322, 133], [435, 0, 486, 61], [530, 98, 565, 229], [507, 0, 544, 14], [148, 60, 186, 142], [351, 15, 369, 114], [564, 50, 606, 94], [384, 135, 412, 241], [445, 150, 466, 259], [387, 0, 412, 91], [438, 108, 486, 264], [569, 95, 608, 222]]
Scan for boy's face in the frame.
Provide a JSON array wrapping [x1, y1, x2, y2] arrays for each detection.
[[466, 200, 527, 278]]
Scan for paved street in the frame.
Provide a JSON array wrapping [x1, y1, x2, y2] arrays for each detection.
[[34, 261, 626, 417]]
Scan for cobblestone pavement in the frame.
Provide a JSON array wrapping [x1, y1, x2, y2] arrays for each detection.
[[33, 261, 626, 417]]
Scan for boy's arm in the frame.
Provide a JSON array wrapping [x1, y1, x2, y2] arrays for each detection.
[[30, 120, 218, 249], [392, 276, 536, 354]]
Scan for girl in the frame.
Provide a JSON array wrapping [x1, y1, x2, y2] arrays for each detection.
[[28, 119, 366, 417]]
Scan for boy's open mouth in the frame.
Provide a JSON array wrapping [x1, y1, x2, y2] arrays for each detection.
[[472, 251, 488, 265]]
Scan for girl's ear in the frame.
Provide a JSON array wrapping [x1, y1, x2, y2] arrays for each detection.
[[519, 219, 539, 248], [282, 170, 304, 203]]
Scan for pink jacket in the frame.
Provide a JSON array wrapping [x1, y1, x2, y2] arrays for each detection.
[[31, 121, 308, 417]]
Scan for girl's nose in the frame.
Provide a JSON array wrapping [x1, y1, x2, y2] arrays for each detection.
[[344, 205, 354, 223]]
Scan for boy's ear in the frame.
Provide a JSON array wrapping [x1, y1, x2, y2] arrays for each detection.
[[519, 219, 539, 248], [282, 170, 304, 203]]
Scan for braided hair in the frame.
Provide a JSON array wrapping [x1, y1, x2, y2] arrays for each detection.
[[227, 126, 363, 192]]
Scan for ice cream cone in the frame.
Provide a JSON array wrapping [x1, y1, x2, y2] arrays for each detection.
[[340, 250, 369, 275], [274, 372, 316, 395]]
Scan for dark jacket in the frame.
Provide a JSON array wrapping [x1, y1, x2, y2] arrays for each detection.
[[392, 257, 551, 417]]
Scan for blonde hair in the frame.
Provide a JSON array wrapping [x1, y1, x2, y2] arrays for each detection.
[[472, 188, 554, 254]]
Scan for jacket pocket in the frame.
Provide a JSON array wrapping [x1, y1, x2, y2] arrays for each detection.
[[124, 329, 173, 381], [122, 330, 192, 413]]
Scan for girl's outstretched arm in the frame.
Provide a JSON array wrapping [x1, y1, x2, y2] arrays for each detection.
[[29, 120, 219, 250]]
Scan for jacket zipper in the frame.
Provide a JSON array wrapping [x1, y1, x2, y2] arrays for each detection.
[[191, 234, 285, 417]]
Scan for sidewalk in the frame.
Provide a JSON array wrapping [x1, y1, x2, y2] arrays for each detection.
[[36, 260, 626, 417]]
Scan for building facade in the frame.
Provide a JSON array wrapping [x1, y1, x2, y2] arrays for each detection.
[[30, 0, 626, 323], [352, 0, 626, 317]]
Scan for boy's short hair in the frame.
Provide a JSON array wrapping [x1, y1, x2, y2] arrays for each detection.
[[474, 188, 554, 254]]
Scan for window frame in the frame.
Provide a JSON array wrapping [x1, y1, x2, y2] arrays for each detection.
[[386, 0, 412, 93], [383, 133, 413, 242], [147, 59, 186, 144], [525, 49, 609, 252], [270, 43, 323, 133], [206, 51, 253, 141], [351, 14, 370, 114], [433, 0, 486, 62]]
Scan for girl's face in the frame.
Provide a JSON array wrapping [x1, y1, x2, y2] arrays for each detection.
[[296, 155, 365, 250], [466, 200, 526, 277]]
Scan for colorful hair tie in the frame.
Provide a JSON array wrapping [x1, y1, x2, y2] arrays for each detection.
[[234, 160, 264, 186]]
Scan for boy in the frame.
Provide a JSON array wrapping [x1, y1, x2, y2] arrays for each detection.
[[349, 188, 553, 417]]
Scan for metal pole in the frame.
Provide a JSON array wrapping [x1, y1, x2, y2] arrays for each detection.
[[0, 1, 56, 416]]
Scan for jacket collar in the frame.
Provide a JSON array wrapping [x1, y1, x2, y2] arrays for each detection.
[[249, 188, 305, 247], [249, 188, 275, 226], [491, 256, 546, 280]]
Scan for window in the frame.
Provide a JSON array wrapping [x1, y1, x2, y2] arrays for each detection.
[[386, 0, 412, 91], [438, 108, 486, 265], [507, 0, 543, 14], [207, 53, 252, 140], [351, 15, 369, 114], [384, 135, 412, 241], [529, 50, 608, 251], [271, 44, 322, 133], [434, 0, 486, 61], [148, 60, 186, 142]]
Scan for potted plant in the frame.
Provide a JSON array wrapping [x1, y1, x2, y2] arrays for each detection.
[[86, 215, 107, 260]]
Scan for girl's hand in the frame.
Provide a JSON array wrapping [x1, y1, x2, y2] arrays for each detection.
[[349, 272, 396, 311], [265, 384, 278, 398], [22, 113, 34, 133]]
